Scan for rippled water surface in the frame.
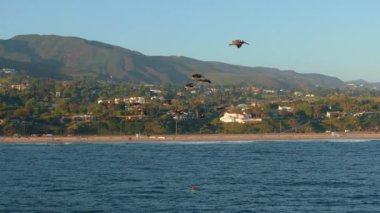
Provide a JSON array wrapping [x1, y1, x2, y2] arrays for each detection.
[[1, 140, 380, 212]]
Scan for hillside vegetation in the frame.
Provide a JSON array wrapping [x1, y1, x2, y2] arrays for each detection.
[[0, 34, 346, 89]]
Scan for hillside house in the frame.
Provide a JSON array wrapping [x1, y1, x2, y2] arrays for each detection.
[[220, 112, 262, 124], [326, 111, 346, 118], [11, 84, 27, 91], [354, 111, 378, 117], [263, 89, 276, 94], [150, 89, 162, 94], [169, 110, 195, 121], [97, 99, 114, 104], [237, 104, 249, 110], [251, 102, 263, 108], [250, 86, 262, 94], [117, 115, 145, 120], [97, 97, 146, 105], [1, 68, 15, 73], [71, 114, 94, 122], [278, 106, 293, 112], [128, 97, 146, 104]]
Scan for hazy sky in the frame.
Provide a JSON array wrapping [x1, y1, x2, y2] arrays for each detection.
[[1, 0, 380, 82]]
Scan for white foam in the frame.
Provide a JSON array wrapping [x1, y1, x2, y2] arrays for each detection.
[[323, 139, 378, 143]]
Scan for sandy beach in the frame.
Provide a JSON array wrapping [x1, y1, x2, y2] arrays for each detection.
[[1, 132, 380, 143]]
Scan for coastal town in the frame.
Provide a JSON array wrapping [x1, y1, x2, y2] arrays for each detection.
[[1, 69, 380, 137]]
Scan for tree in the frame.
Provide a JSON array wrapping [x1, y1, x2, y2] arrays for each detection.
[[13, 108, 30, 120], [144, 120, 167, 135]]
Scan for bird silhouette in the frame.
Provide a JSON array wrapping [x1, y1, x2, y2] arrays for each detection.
[[229, 39, 249, 48], [197, 79, 212, 84], [185, 83, 195, 89], [191, 73, 203, 79]]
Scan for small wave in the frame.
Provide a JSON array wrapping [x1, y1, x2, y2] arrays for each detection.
[[152, 186, 166, 190], [158, 140, 226, 144], [324, 139, 379, 143], [125, 178, 142, 182], [13, 142, 51, 146], [44, 188, 79, 193], [159, 140, 290, 144]]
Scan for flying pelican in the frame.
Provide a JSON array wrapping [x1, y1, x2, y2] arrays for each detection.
[[229, 39, 249, 48], [191, 74, 203, 79], [185, 83, 195, 89], [197, 79, 212, 84]]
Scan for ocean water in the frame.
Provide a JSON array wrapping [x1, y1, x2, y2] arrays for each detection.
[[1, 140, 380, 212]]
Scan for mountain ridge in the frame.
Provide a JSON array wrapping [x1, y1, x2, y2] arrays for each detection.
[[0, 34, 353, 89]]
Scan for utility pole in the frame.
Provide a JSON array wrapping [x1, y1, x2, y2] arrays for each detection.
[[175, 118, 178, 138], [329, 106, 332, 132], [23, 121, 26, 136], [119, 119, 123, 135]]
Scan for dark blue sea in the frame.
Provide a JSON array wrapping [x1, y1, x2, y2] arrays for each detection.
[[1, 140, 380, 212]]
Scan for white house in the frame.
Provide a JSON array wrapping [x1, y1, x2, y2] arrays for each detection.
[[114, 98, 121, 104], [11, 84, 27, 91], [150, 89, 162, 94], [263, 89, 276, 94], [71, 114, 94, 122], [220, 112, 262, 124], [128, 97, 146, 104], [278, 106, 293, 112], [237, 104, 249, 110], [326, 111, 346, 118]]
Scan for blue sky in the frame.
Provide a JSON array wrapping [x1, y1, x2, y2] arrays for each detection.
[[1, 0, 380, 82]]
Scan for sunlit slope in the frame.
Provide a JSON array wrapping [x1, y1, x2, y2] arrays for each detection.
[[0, 34, 345, 89]]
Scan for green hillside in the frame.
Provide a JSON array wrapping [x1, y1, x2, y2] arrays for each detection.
[[0, 34, 346, 89]]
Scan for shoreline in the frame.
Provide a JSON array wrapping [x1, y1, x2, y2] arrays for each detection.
[[1, 132, 380, 143]]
